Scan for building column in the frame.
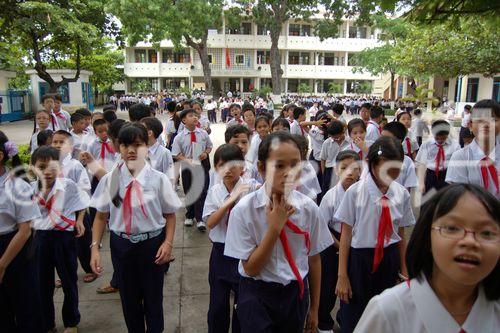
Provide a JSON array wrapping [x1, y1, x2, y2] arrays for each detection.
[[255, 77, 260, 90], [343, 80, 348, 94], [313, 79, 318, 94], [345, 21, 349, 38], [285, 79, 288, 93], [402, 77, 408, 97], [459, 75, 468, 102], [240, 77, 244, 93], [345, 52, 349, 66]]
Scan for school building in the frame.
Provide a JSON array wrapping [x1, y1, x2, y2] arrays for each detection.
[[122, 17, 384, 95]]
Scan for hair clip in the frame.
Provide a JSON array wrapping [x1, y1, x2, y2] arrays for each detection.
[[4, 141, 18, 158], [377, 147, 383, 156]]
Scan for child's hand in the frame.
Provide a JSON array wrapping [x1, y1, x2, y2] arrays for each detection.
[[228, 183, 252, 203], [90, 250, 103, 275], [304, 308, 318, 333], [353, 137, 366, 151], [199, 152, 208, 161], [266, 194, 295, 233], [336, 275, 353, 303], [79, 151, 94, 165], [155, 242, 173, 265], [0, 263, 6, 283], [75, 221, 85, 238]]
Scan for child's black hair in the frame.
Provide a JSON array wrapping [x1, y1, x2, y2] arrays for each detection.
[[166, 101, 177, 113], [332, 103, 344, 116], [406, 183, 500, 300], [37, 129, 54, 147], [367, 136, 404, 177], [224, 125, 251, 143], [103, 110, 118, 123], [271, 118, 290, 131], [191, 100, 203, 109], [214, 143, 244, 166], [128, 103, 153, 122], [33, 109, 52, 134], [464, 104, 472, 111], [291, 134, 308, 160], [255, 115, 269, 127], [103, 104, 117, 112], [53, 129, 72, 141], [370, 105, 384, 119], [327, 120, 345, 136], [31, 146, 60, 165], [413, 108, 422, 117], [431, 119, 451, 137], [292, 107, 306, 120], [242, 103, 255, 114], [361, 102, 372, 110], [92, 118, 107, 130], [229, 103, 242, 111], [141, 117, 164, 139], [179, 108, 198, 120], [41, 94, 55, 104], [74, 108, 92, 118], [0, 131, 21, 170], [118, 122, 148, 146], [347, 118, 366, 135], [108, 119, 127, 140], [396, 111, 412, 122], [473, 99, 500, 118], [53, 94, 62, 102], [258, 131, 301, 163], [70, 112, 86, 124], [382, 121, 407, 142], [336, 149, 361, 163]]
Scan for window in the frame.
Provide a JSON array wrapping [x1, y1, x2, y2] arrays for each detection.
[[348, 26, 367, 39], [288, 52, 300, 65], [226, 22, 252, 35], [299, 53, 310, 65], [323, 53, 335, 65], [207, 54, 213, 64], [162, 49, 190, 63], [235, 54, 245, 65], [466, 78, 479, 102], [243, 78, 252, 92], [260, 78, 272, 89], [82, 82, 87, 103], [39, 82, 70, 104], [148, 50, 158, 63], [257, 25, 269, 35], [289, 24, 312, 36], [493, 77, 500, 102], [257, 51, 271, 64], [301, 25, 311, 36], [289, 24, 300, 36], [347, 53, 357, 66], [134, 49, 147, 63], [288, 79, 299, 93]]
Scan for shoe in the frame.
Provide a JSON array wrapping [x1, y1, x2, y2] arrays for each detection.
[[96, 284, 119, 294], [47, 328, 58, 333], [184, 218, 194, 227], [317, 330, 333, 333], [197, 220, 206, 232], [63, 327, 77, 333]]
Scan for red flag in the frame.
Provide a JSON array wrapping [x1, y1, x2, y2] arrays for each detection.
[[225, 48, 231, 68]]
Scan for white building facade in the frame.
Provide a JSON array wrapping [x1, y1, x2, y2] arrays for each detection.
[[123, 18, 383, 95]]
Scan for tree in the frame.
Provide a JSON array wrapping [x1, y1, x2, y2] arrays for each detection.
[[109, 0, 225, 96], [298, 82, 312, 94], [0, 0, 118, 92], [327, 82, 343, 94], [131, 79, 152, 93]]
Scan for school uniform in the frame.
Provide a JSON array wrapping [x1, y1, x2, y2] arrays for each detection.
[[87, 137, 116, 172], [402, 136, 419, 159], [395, 155, 418, 190], [209, 161, 262, 189], [416, 138, 460, 193], [246, 134, 261, 166], [203, 179, 257, 333], [343, 139, 374, 161], [31, 130, 43, 153], [365, 120, 382, 142], [90, 163, 181, 333], [446, 138, 500, 199], [320, 138, 350, 192], [309, 125, 325, 188], [410, 118, 429, 146], [171, 127, 213, 222], [224, 186, 333, 333], [317, 183, 347, 331], [70, 130, 93, 154], [53, 109, 72, 131], [32, 178, 90, 331], [226, 117, 245, 127], [290, 119, 307, 137], [0, 171, 44, 333], [355, 274, 500, 333], [459, 112, 472, 147], [148, 141, 174, 181], [297, 160, 322, 201], [334, 173, 415, 333]]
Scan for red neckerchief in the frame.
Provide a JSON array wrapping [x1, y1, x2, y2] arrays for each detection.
[[373, 195, 392, 273]]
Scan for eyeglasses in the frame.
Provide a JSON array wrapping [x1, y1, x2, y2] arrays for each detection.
[[432, 225, 500, 244]]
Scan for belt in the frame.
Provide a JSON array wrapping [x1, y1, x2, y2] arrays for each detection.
[[113, 229, 163, 243]]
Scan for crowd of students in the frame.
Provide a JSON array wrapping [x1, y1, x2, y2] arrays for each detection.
[[0, 93, 499, 333]]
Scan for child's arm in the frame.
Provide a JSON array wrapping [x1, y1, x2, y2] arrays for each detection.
[[74, 209, 86, 238], [416, 162, 427, 193], [305, 253, 321, 332], [336, 223, 353, 303], [398, 227, 408, 279], [206, 184, 252, 229], [90, 211, 109, 275], [79, 151, 107, 180], [242, 194, 293, 276], [0, 222, 31, 283], [320, 160, 325, 173], [155, 213, 176, 265]]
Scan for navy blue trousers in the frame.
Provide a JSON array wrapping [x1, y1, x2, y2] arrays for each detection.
[[321, 167, 334, 200], [318, 231, 341, 331], [0, 231, 43, 333], [208, 242, 240, 333], [76, 212, 92, 274], [110, 232, 167, 333], [222, 108, 229, 123], [181, 159, 210, 221], [308, 152, 323, 203], [424, 168, 448, 194], [35, 230, 80, 330], [237, 277, 309, 333], [340, 243, 400, 333]]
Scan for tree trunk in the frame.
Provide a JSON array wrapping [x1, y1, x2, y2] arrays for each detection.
[[185, 34, 212, 97], [390, 71, 395, 100], [269, 30, 282, 95]]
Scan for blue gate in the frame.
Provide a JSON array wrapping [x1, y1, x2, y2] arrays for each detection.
[[0, 90, 31, 123]]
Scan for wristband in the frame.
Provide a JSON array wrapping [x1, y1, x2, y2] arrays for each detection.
[[90, 241, 99, 249]]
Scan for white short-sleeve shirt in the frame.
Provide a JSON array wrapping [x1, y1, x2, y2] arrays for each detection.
[[319, 183, 348, 233], [90, 163, 181, 234], [61, 154, 91, 193], [343, 139, 374, 160], [171, 127, 213, 159], [87, 138, 117, 172], [31, 178, 90, 231], [148, 142, 174, 180], [309, 126, 325, 161], [355, 274, 499, 333], [334, 173, 415, 248], [446, 138, 500, 198], [246, 134, 261, 166], [395, 155, 418, 189], [0, 171, 41, 235], [226, 117, 245, 127], [415, 138, 461, 171], [202, 178, 258, 243], [402, 136, 420, 155], [224, 185, 333, 285], [366, 120, 382, 142], [320, 138, 351, 168], [290, 120, 307, 137], [296, 161, 322, 200]]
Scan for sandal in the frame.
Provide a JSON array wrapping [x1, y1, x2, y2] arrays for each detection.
[[83, 273, 98, 283], [55, 279, 62, 288], [96, 284, 119, 294]]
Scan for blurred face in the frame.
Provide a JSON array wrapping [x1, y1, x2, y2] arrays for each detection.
[[243, 110, 255, 126], [349, 125, 366, 141], [92, 114, 104, 123], [192, 103, 203, 115], [83, 116, 91, 128], [435, 133, 449, 145], [216, 160, 244, 185], [298, 112, 306, 122], [95, 124, 108, 141], [53, 100, 62, 112], [259, 141, 301, 196], [335, 158, 361, 189], [256, 120, 270, 139], [228, 133, 249, 155], [360, 107, 370, 121], [230, 107, 241, 118], [272, 124, 288, 132], [330, 133, 345, 144], [42, 98, 54, 112], [372, 158, 402, 187], [51, 133, 72, 155], [34, 158, 59, 188], [36, 112, 50, 129], [399, 114, 412, 129], [431, 193, 500, 289], [182, 112, 199, 129], [72, 119, 86, 133], [120, 138, 148, 169]]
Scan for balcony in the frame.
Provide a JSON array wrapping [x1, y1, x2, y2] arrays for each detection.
[[286, 36, 379, 52], [124, 63, 160, 77], [285, 65, 377, 80], [159, 63, 191, 77]]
